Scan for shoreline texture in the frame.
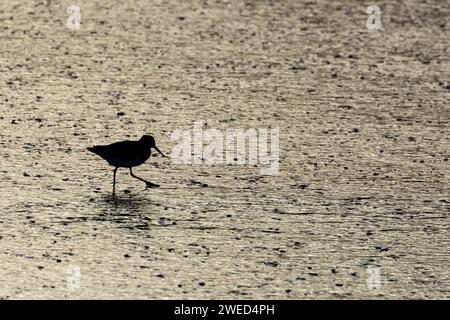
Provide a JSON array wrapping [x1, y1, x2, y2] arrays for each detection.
[[0, 0, 449, 299]]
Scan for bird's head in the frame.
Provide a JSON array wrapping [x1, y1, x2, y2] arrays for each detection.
[[140, 135, 166, 157]]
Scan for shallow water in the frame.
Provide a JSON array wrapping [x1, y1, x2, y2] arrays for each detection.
[[0, 0, 449, 299]]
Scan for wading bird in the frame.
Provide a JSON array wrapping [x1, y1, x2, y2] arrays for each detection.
[[87, 135, 166, 196]]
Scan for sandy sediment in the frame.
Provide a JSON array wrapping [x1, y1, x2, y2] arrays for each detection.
[[0, 0, 449, 299]]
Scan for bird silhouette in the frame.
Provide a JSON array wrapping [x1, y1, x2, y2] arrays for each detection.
[[87, 135, 166, 196]]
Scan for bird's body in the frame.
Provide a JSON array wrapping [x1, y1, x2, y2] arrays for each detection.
[[88, 140, 152, 168], [87, 135, 166, 197]]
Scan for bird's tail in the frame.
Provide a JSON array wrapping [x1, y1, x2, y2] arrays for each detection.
[[87, 146, 100, 154]]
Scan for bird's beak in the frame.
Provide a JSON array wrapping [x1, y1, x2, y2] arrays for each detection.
[[154, 146, 167, 157]]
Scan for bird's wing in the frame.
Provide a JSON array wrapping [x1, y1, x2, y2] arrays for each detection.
[[107, 141, 140, 157]]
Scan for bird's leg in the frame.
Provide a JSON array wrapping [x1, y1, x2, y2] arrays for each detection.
[[112, 167, 118, 197], [129, 168, 159, 189]]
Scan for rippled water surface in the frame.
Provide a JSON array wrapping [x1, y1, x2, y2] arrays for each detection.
[[0, 0, 449, 299]]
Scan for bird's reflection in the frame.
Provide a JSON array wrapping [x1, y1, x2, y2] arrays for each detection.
[[87, 193, 163, 231]]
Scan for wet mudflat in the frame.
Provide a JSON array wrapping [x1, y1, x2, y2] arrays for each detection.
[[0, 0, 449, 299]]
